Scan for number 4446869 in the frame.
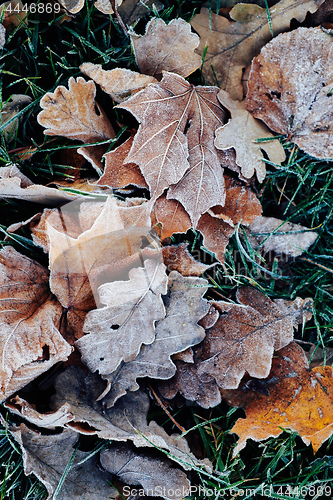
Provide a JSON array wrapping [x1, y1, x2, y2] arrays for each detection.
[[5, 3, 61, 14]]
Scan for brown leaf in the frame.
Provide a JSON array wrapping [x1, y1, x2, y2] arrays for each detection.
[[94, 0, 122, 13], [37, 77, 115, 143], [97, 133, 148, 188], [246, 27, 333, 159], [151, 194, 192, 240], [191, 0, 325, 100], [131, 18, 201, 79], [11, 425, 117, 499], [0, 246, 71, 402], [215, 90, 285, 182], [162, 243, 213, 276], [118, 0, 164, 25], [80, 64, 157, 103], [118, 72, 226, 226], [197, 287, 313, 389], [101, 443, 190, 500], [76, 259, 168, 376], [102, 271, 209, 407], [246, 216, 318, 257], [227, 343, 333, 455], [1, 1, 28, 28]]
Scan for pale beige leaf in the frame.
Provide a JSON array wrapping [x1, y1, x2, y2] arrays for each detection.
[[191, 0, 325, 100], [247, 216, 318, 257], [215, 90, 285, 182], [197, 287, 313, 389], [246, 27, 333, 158], [58, 0, 84, 13], [80, 64, 157, 103], [0, 23, 5, 49], [119, 72, 226, 226], [94, 0, 122, 14], [101, 444, 190, 500], [118, 0, 164, 25], [1, 94, 31, 142], [11, 425, 117, 499], [162, 243, 213, 276], [0, 246, 71, 402], [76, 259, 168, 376], [131, 18, 201, 79], [37, 77, 115, 143]]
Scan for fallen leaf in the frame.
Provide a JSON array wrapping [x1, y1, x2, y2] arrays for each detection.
[[94, 0, 122, 14], [191, 0, 325, 100], [100, 443, 190, 500], [118, 71, 226, 226], [58, 0, 84, 13], [162, 243, 213, 276], [1, 94, 31, 142], [215, 90, 285, 182], [11, 424, 117, 499], [246, 216, 318, 257], [0, 23, 5, 49], [37, 77, 115, 143], [102, 271, 209, 406], [306, 345, 333, 369], [77, 143, 109, 174], [131, 18, 201, 79], [227, 343, 333, 455], [80, 64, 157, 103], [197, 287, 313, 389], [118, 0, 164, 25], [0, 246, 71, 402], [246, 27, 333, 159], [76, 259, 168, 376]]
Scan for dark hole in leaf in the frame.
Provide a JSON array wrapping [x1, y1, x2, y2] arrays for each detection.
[[110, 324, 119, 330], [94, 103, 101, 116]]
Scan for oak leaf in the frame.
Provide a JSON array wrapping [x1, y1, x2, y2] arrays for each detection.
[[100, 443, 190, 500], [118, 71, 227, 226], [191, 0, 325, 100], [131, 18, 202, 79], [76, 259, 168, 376], [0, 246, 71, 402], [37, 77, 115, 143], [215, 90, 286, 182], [246, 27, 333, 159]]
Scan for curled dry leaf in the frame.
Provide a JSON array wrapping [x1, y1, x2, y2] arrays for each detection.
[[197, 287, 313, 389], [131, 18, 201, 79], [1, 94, 32, 142], [227, 343, 333, 455], [11, 425, 117, 499], [37, 77, 115, 143], [246, 27, 333, 159], [162, 243, 213, 276], [101, 443, 190, 500], [215, 90, 285, 182], [0, 247, 71, 402], [80, 64, 157, 103], [103, 271, 210, 406], [77, 259, 168, 376], [246, 216, 318, 257], [118, 72, 226, 227], [191, 0, 325, 100]]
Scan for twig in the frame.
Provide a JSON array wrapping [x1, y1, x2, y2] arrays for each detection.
[[110, 0, 128, 37], [148, 384, 186, 433]]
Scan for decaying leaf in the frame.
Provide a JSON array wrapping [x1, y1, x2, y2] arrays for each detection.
[[246, 216, 318, 257], [197, 287, 313, 390], [101, 443, 190, 500], [1, 94, 31, 142], [215, 90, 285, 182], [94, 0, 122, 14], [227, 343, 333, 455], [118, 0, 164, 25], [191, 0, 325, 100], [80, 64, 157, 103], [246, 27, 333, 158], [11, 425, 117, 499], [102, 271, 210, 406], [0, 246, 71, 402], [77, 259, 168, 376], [162, 243, 213, 276], [131, 18, 201, 79], [37, 77, 115, 143], [118, 72, 226, 226]]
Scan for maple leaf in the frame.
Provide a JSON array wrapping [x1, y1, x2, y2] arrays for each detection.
[[118, 71, 227, 227], [215, 90, 286, 182], [10, 424, 117, 499], [102, 271, 210, 406], [131, 18, 202, 79], [246, 27, 333, 159], [226, 343, 333, 455], [76, 258, 168, 376], [101, 443, 190, 500], [0, 246, 71, 403], [191, 0, 325, 100], [37, 77, 115, 143]]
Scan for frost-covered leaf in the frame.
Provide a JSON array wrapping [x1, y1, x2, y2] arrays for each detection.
[[246, 27, 333, 158], [191, 0, 325, 100], [215, 90, 285, 182], [118, 0, 164, 25], [76, 259, 168, 376], [1, 94, 31, 142], [162, 243, 212, 276], [131, 18, 201, 79], [94, 0, 122, 14]]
